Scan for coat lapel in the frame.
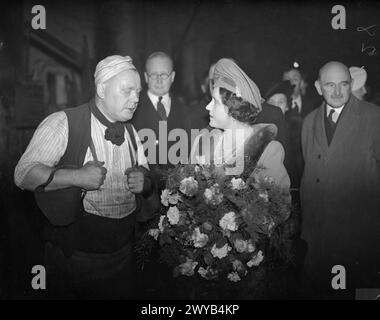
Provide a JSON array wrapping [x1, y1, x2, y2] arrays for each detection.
[[326, 96, 360, 159], [313, 104, 329, 156]]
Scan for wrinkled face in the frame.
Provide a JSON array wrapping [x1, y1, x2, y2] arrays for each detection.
[[283, 69, 302, 96], [100, 69, 141, 122], [316, 65, 352, 108], [145, 57, 175, 96], [206, 86, 232, 129], [267, 93, 288, 114]]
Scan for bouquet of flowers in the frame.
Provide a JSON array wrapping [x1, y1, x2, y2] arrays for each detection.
[[136, 162, 292, 299]]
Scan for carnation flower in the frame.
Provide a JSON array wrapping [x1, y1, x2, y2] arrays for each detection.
[[247, 250, 264, 268], [232, 259, 244, 272], [203, 188, 213, 201], [259, 190, 269, 202], [219, 211, 238, 232], [203, 184, 223, 206], [178, 257, 198, 276], [211, 243, 232, 259], [148, 228, 159, 240], [158, 215, 166, 232], [179, 177, 199, 197], [198, 266, 218, 280], [233, 238, 248, 253], [167, 206, 180, 225], [197, 266, 207, 278], [227, 272, 241, 282], [202, 221, 213, 232], [247, 240, 256, 253], [230, 177, 246, 190], [191, 227, 209, 248], [161, 189, 181, 206]]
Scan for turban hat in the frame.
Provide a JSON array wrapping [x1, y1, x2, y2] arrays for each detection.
[[212, 58, 263, 111], [94, 55, 136, 87]]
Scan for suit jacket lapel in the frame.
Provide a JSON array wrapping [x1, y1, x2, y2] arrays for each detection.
[[143, 91, 162, 121]]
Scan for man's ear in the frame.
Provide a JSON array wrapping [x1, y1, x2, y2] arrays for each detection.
[[96, 83, 105, 99], [170, 71, 176, 83], [144, 72, 149, 84], [314, 80, 322, 96]]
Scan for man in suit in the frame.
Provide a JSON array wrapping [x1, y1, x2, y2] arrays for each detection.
[[131, 52, 192, 298], [300, 61, 380, 299], [132, 51, 191, 188], [283, 68, 319, 199], [284, 68, 318, 118]]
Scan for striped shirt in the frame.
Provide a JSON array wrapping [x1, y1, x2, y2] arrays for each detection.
[[14, 111, 148, 219]]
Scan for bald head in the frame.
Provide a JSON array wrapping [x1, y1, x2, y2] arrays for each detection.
[[315, 61, 352, 108], [318, 61, 351, 82]]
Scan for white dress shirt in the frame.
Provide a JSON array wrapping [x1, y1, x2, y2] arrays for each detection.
[[326, 104, 345, 123], [147, 91, 171, 118], [291, 95, 302, 113]]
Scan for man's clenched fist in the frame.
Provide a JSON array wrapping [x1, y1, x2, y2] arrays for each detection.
[[125, 167, 147, 194], [76, 160, 107, 191]]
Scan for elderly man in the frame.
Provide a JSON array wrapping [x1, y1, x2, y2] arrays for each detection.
[[300, 61, 380, 299], [132, 51, 191, 188], [14, 55, 153, 299]]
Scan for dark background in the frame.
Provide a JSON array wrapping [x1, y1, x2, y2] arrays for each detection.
[[0, 0, 380, 299]]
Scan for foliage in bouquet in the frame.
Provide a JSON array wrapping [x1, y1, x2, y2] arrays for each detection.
[[136, 161, 292, 291]]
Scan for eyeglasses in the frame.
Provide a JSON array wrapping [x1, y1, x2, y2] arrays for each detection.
[[147, 72, 172, 81]]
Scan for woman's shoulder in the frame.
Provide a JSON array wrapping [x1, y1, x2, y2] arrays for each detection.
[[260, 140, 285, 163], [252, 123, 278, 139]]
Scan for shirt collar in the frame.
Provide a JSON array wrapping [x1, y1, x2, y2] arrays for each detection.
[[293, 95, 302, 107], [147, 91, 170, 105], [326, 104, 345, 117]]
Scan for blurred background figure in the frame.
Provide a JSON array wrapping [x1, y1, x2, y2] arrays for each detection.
[[282, 67, 320, 204], [188, 66, 213, 130], [349, 66, 368, 101], [265, 80, 294, 114], [283, 68, 318, 118]]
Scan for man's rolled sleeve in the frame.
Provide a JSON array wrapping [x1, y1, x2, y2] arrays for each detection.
[[14, 111, 68, 189]]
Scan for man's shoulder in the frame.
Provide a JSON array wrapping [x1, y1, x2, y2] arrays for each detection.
[[357, 99, 380, 116], [40, 110, 67, 127], [138, 91, 150, 105], [303, 105, 321, 127], [170, 94, 188, 109], [63, 101, 91, 115]]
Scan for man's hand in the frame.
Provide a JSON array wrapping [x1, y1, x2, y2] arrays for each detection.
[[75, 161, 107, 191], [125, 167, 145, 194]]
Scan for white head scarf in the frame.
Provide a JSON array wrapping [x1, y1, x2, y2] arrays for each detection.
[[94, 55, 136, 87]]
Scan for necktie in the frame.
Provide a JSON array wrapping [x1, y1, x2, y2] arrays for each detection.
[[157, 96, 167, 120], [293, 101, 300, 114], [328, 109, 336, 126]]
